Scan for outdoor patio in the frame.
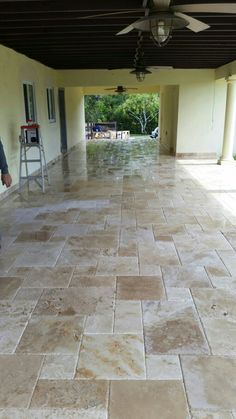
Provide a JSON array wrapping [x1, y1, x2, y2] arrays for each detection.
[[0, 138, 236, 418]]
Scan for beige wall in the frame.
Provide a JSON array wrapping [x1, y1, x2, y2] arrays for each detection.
[[0, 45, 86, 195], [160, 86, 179, 154], [176, 81, 226, 156], [65, 87, 86, 149]]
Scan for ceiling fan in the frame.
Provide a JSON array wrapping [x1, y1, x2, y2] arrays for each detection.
[[116, 1, 236, 47], [105, 85, 138, 94]]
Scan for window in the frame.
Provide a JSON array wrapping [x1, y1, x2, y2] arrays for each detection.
[[46, 87, 56, 122], [23, 82, 36, 122]]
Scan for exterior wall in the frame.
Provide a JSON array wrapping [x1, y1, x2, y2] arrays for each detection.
[[65, 87, 86, 149], [176, 81, 226, 158], [0, 44, 85, 195], [160, 86, 179, 154]]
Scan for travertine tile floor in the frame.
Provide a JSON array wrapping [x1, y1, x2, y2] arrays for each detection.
[[0, 138, 236, 418]]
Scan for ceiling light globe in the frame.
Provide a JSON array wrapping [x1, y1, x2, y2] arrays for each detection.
[[150, 18, 172, 47], [136, 71, 146, 82]]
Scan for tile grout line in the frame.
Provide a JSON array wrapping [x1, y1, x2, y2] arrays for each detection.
[[189, 287, 213, 356], [27, 354, 45, 409], [140, 300, 147, 380]]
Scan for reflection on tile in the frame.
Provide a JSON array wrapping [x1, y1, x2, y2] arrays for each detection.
[[0, 277, 23, 300], [202, 317, 236, 355], [109, 380, 190, 419], [30, 379, 109, 417], [143, 301, 209, 355], [166, 287, 192, 302], [146, 355, 182, 380], [191, 411, 233, 419], [210, 276, 236, 289], [17, 316, 84, 354], [0, 354, 42, 407], [162, 266, 211, 288], [14, 244, 63, 267], [0, 316, 27, 353], [0, 408, 107, 418], [56, 248, 100, 267], [182, 356, 236, 410], [76, 334, 145, 379], [40, 355, 77, 379], [117, 276, 165, 300]]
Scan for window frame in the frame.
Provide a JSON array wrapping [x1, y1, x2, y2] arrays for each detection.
[[46, 87, 56, 123], [23, 81, 37, 123]]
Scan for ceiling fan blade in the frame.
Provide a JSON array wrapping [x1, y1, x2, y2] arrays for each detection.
[[172, 3, 236, 14], [152, 0, 171, 10], [116, 24, 135, 35], [174, 12, 210, 32]]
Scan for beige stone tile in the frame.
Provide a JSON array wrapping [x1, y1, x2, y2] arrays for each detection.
[[109, 380, 190, 419], [0, 300, 36, 318], [202, 317, 236, 355], [210, 276, 236, 289], [181, 356, 236, 410], [66, 233, 118, 249], [191, 411, 233, 419], [97, 256, 139, 275], [53, 224, 89, 236], [33, 287, 113, 316], [0, 277, 23, 300], [14, 288, 43, 301], [218, 250, 236, 276], [146, 355, 182, 380], [0, 316, 27, 353], [73, 265, 97, 276], [139, 264, 162, 276], [178, 248, 225, 267], [139, 242, 180, 266], [22, 267, 73, 288], [114, 300, 142, 333], [206, 264, 230, 277], [0, 354, 42, 407], [192, 288, 236, 319], [13, 243, 63, 267], [76, 334, 145, 379], [70, 274, 116, 288], [56, 248, 100, 267], [0, 408, 107, 418], [162, 266, 211, 288], [17, 316, 84, 354], [117, 276, 165, 300], [85, 311, 114, 333], [14, 231, 53, 243], [40, 355, 77, 379], [136, 210, 166, 225], [153, 224, 186, 238], [30, 379, 108, 414], [166, 287, 193, 302], [143, 301, 209, 355]]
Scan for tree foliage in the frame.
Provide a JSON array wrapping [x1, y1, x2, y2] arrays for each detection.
[[84, 93, 159, 134]]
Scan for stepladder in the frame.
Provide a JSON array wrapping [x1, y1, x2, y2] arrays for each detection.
[[19, 123, 50, 193]]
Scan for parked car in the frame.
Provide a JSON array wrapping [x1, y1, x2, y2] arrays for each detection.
[[150, 127, 159, 139]]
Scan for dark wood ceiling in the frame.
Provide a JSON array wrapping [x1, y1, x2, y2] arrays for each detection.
[[0, 0, 236, 69]]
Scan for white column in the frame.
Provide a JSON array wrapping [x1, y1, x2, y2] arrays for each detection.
[[219, 78, 236, 165]]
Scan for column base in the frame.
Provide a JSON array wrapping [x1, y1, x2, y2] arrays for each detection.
[[218, 157, 236, 166]]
